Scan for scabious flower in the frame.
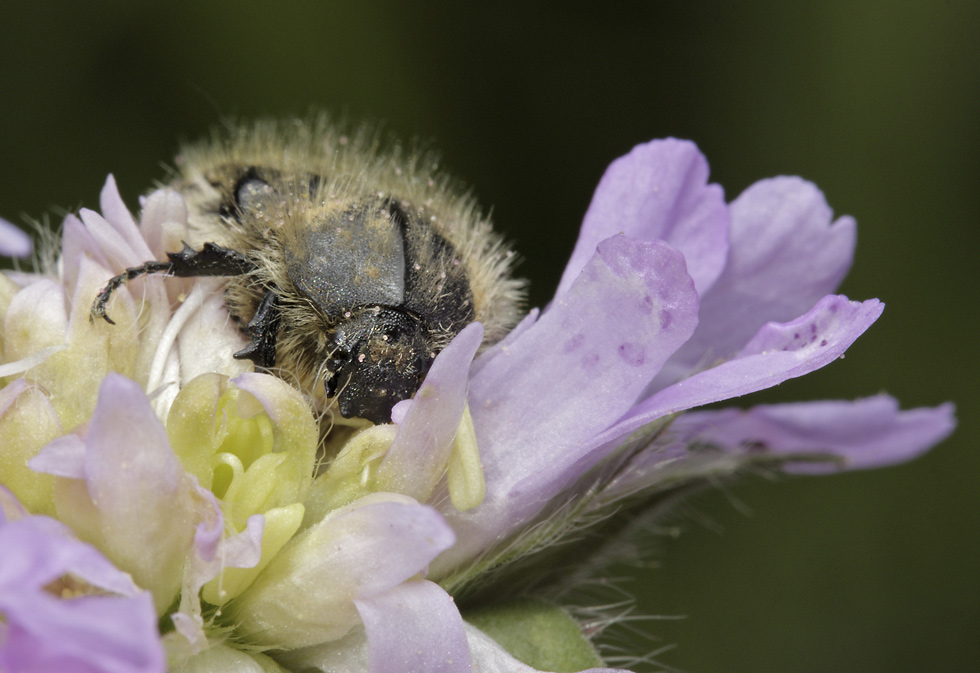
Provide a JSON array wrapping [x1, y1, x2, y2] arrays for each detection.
[[0, 139, 954, 673]]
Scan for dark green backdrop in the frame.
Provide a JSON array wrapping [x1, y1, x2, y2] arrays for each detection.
[[1, 2, 976, 672]]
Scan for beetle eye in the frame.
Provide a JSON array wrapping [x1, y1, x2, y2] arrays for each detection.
[[234, 169, 275, 216]]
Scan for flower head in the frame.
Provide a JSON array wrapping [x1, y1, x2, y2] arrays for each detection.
[[0, 136, 954, 673], [0, 491, 164, 673]]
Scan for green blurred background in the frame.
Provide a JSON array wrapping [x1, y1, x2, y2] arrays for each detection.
[[1, 2, 976, 671]]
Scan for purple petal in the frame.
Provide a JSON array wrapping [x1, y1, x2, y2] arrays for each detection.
[[78, 209, 144, 272], [434, 235, 698, 574], [233, 495, 456, 648], [61, 213, 111, 296], [600, 295, 883, 448], [338, 499, 455, 598], [100, 175, 153, 261], [656, 177, 856, 387], [184, 513, 263, 597], [1, 592, 163, 673], [192, 487, 226, 563], [138, 188, 189, 259], [377, 322, 484, 501], [0, 216, 33, 258], [0, 516, 164, 673], [470, 308, 539, 378], [83, 374, 182, 499], [556, 139, 729, 298], [169, 515, 263, 653], [29, 434, 87, 479], [355, 580, 470, 673], [0, 516, 140, 596], [681, 395, 956, 473], [51, 374, 199, 611]]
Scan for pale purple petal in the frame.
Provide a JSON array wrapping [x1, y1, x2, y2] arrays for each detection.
[[61, 213, 111, 295], [0, 516, 140, 596], [0, 516, 164, 673], [78, 209, 144, 272], [355, 580, 470, 673], [377, 322, 484, 500], [600, 296, 882, 452], [337, 500, 455, 597], [138, 188, 189, 259], [177, 283, 251, 385], [29, 434, 86, 478], [470, 308, 539, 378], [2, 592, 163, 673], [166, 512, 261, 654], [655, 177, 856, 387], [198, 516, 265, 616], [49, 373, 199, 611], [100, 175, 153, 261], [681, 395, 956, 473], [192, 486, 227, 563], [0, 215, 33, 258], [463, 623, 627, 673], [556, 139, 729, 298], [233, 495, 456, 648], [434, 235, 698, 575], [83, 373, 181, 499]]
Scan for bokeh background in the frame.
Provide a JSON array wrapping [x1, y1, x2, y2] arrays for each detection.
[[1, 2, 976, 672]]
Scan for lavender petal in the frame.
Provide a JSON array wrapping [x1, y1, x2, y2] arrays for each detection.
[[556, 139, 729, 298], [603, 295, 883, 449], [60, 213, 110, 296], [655, 177, 856, 387], [0, 215, 33, 258], [434, 235, 698, 575], [0, 515, 164, 673], [231, 495, 456, 649], [47, 373, 200, 612], [99, 175, 153, 260], [354, 580, 470, 673], [681, 395, 956, 473], [377, 322, 483, 501]]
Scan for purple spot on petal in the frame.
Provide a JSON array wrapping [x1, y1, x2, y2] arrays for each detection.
[[618, 342, 645, 366], [793, 333, 800, 340], [660, 310, 672, 330], [563, 333, 586, 352], [638, 294, 654, 315], [820, 339, 828, 347], [582, 353, 600, 369]]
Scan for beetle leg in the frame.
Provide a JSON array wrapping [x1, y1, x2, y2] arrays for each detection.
[[233, 289, 280, 368], [90, 241, 255, 324]]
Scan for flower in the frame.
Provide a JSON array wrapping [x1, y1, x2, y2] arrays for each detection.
[[0, 137, 954, 673], [0, 491, 164, 672]]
